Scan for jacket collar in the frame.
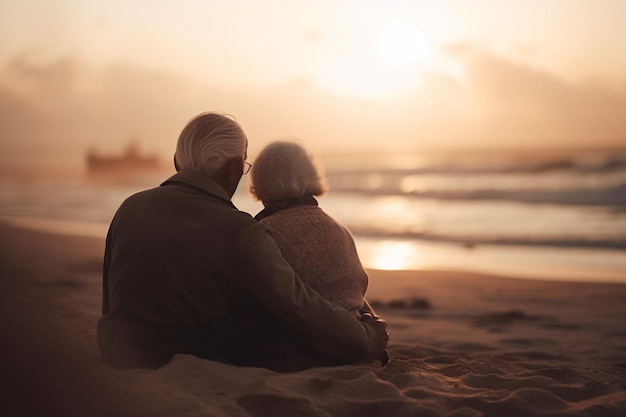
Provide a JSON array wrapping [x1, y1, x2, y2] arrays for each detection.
[[161, 171, 236, 208], [255, 195, 318, 221]]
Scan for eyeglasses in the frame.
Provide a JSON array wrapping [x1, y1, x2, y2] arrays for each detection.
[[243, 161, 252, 175]]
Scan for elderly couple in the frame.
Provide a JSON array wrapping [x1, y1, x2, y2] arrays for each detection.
[[97, 112, 389, 372]]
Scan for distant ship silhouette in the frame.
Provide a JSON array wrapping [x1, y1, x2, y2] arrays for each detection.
[[86, 142, 162, 173]]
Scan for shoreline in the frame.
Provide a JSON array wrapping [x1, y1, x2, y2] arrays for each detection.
[[3, 215, 625, 285]]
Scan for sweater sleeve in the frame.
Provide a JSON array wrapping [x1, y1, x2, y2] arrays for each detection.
[[232, 222, 383, 363]]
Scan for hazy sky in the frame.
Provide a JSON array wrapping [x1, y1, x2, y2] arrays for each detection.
[[1, 0, 625, 171]]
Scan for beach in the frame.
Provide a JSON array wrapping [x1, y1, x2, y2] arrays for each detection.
[[2, 221, 625, 417]]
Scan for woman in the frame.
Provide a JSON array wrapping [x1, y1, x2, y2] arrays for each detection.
[[250, 140, 370, 318], [249, 141, 388, 371]]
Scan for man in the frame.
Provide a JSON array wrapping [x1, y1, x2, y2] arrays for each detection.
[[97, 112, 388, 370]]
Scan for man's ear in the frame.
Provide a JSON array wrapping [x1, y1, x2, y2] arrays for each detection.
[[208, 158, 243, 198], [227, 158, 243, 183]]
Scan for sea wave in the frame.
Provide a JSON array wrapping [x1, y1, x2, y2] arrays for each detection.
[[325, 149, 626, 175], [347, 226, 626, 250], [328, 183, 626, 206], [325, 151, 626, 206]]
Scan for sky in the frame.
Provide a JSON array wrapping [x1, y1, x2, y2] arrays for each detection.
[[1, 0, 626, 172]]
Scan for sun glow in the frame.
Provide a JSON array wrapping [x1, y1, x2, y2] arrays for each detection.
[[318, 20, 439, 99], [377, 22, 431, 68]]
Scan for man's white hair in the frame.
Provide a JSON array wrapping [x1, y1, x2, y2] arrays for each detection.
[[174, 112, 247, 175], [250, 140, 327, 203]]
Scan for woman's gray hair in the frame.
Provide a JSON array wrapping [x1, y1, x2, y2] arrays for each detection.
[[174, 112, 247, 175], [249, 140, 328, 203]]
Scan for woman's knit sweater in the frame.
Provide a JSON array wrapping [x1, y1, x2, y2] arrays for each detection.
[[258, 204, 368, 317]]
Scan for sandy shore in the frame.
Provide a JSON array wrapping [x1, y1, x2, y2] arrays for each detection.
[[1, 221, 625, 417]]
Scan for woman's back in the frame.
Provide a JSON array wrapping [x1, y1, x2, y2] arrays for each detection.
[[260, 204, 368, 316]]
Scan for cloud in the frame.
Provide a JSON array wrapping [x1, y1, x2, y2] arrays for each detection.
[[445, 44, 626, 148], [5, 52, 78, 95], [1, 46, 625, 175], [0, 54, 210, 171], [0, 54, 365, 171]]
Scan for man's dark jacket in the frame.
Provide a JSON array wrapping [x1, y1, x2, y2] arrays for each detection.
[[97, 171, 381, 368]]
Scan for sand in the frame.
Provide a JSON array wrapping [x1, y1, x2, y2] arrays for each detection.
[[1, 221, 625, 417]]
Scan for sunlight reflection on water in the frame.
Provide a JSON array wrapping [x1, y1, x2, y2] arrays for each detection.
[[356, 237, 626, 283], [368, 241, 423, 270]]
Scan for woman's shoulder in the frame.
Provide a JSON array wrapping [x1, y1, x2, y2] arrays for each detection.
[[260, 204, 323, 222]]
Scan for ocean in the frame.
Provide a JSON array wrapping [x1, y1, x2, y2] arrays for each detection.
[[1, 147, 625, 283]]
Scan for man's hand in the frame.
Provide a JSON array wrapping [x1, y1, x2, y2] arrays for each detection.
[[360, 312, 389, 358]]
